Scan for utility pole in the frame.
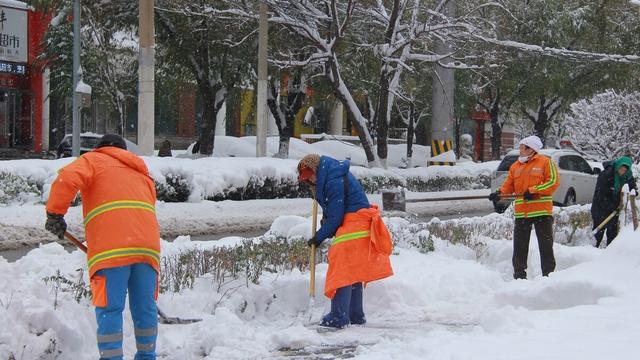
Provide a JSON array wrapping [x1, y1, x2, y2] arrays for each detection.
[[429, 0, 456, 165], [71, 0, 81, 157], [138, 0, 155, 156], [256, 1, 268, 157]]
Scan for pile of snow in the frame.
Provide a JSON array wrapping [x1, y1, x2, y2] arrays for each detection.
[[2, 210, 638, 359], [182, 136, 431, 168]]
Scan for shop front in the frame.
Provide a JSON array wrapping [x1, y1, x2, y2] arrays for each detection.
[[0, 0, 49, 155]]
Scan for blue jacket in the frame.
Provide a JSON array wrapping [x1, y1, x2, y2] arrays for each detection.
[[314, 156, 370, 243]]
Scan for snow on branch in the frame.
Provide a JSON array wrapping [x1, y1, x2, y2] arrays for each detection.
[[565, 90, 640, 160]]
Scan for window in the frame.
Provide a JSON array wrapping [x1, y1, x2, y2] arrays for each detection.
[[498, 155, 518, 171], [574, 156, 593, 174], [559, 155, 592, 174], [558, 156, 574, 171]]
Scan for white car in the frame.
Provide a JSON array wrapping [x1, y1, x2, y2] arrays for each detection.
[[490, 149, 600, 213]]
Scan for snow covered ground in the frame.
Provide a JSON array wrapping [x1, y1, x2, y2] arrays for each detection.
[[1, 208, 639, 359]]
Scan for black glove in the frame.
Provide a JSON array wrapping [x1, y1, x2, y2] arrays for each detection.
[[488, 191, 500, 202], [523, 190, 535, 201], [307, 236, 319, 247], [45, 212, 67, 240], [320, 215, 326, 226]]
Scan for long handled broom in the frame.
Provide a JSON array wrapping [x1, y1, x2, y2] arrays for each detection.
[[64, 231, 201, 324]]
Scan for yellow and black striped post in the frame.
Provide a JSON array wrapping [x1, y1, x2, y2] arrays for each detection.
[[429, 139, 455, 166]]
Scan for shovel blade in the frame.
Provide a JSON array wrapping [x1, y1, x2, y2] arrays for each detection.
[[157, 308, 202, 325]]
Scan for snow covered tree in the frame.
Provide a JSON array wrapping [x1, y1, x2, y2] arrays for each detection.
[[267, 70, 306, 159], [37, 1, 138, 137], [565, 90, 640, 161], [265, 0, 380, 166], [458, 0, 640, 149], [155, 0, 254, 155]]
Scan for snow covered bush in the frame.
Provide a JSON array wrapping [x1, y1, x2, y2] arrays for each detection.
[[208, 177, 310, 201], [565, 90, 640, 160], [42, 269, 91, 308], [405, 174, 491, 192], [160, 236, 318, 293], [0, 172, 41, 204], [387, 205, 595, 258], [155, 173, 191, 203]]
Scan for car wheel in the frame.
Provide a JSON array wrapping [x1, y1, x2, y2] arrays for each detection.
[[563, 189, 577, 207]]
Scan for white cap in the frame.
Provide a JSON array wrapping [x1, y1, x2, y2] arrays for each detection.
[[519, 135, 543, 153]]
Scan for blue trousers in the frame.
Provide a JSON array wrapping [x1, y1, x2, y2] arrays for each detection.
[[321, 282, 365, 328], [93, 263, 158, 360]]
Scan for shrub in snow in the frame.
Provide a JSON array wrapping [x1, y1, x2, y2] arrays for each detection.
[[357, 175, 405, 193], [160, 236, 322, 293], [388, 205, 596, 259], [0, 172, 41, 204], [155, 173, 191, 202], [157, 206, 596, 294], [553, 205, 594, 245], [565, 90, 640, 160], [208, 177, 311, 201], [42, 269, 91, 308], [405, 174, 490, 192]]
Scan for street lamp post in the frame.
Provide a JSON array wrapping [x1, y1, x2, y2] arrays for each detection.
[[138, 0, 155, 156], [256, 1, 268, 157], [71, 0, 81, 156]]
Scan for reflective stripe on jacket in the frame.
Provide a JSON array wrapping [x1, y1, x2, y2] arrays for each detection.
[[46, 147, 160, 276], [324, 205, 393, 299], [500, 153, 560, 219]]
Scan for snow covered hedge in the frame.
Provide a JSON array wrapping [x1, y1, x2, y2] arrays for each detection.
[[388, 204, 594, 257], [0, 172, 41, 204], [0, 157, 497, 204], [157, 205, 593, 293]]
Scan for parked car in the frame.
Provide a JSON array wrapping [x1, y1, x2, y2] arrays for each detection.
[[56, 133, 140, 158], [490, 149, 601, 213]]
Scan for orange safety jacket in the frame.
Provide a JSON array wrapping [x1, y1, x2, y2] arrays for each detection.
[[499, 153, 560, 219], [46, 147, 160, 277], [325, 205, 394, 299]]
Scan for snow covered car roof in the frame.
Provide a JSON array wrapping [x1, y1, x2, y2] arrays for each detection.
[[504, 148, 583, 157], [57, 133, 141, 157]]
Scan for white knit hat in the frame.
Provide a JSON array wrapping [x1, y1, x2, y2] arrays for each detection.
[[519, 135, 543, 153]]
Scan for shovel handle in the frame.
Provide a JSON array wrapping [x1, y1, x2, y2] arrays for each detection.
[[64, 231, 87, 253], [309, 201, 318, 298]]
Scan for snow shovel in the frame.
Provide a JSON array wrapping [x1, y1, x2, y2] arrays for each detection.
[[63, 231, 202, 325], [307, 200, 318, 320]]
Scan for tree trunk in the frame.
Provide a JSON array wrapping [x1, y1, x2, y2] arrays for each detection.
[[374, 0, 401, 169], [490, 117, 502, 160], [534, 95, 551, 144], [375, 73, 390, 168], [197, 84, 226, 155], [326, 55, 377, 166], [267, 72, 305, 159], [267, 81, 286, 158], [406, 102, 415, 168]]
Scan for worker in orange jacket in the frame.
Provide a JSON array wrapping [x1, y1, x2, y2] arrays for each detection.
[[489, 135, 560, 279], [45, 134, 160, 360], [298, 154, 393, 329]]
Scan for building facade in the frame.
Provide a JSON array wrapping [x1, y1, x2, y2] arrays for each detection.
[[0, 1, 49, 156]]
